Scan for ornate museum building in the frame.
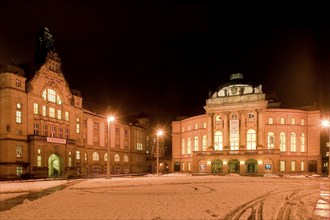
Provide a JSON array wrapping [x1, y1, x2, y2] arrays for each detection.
[[0, 28, 166, 179], [172, 73, 322, 175]]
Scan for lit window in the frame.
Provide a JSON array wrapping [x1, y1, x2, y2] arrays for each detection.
[[290, 132, 296, 152], [182, 162, 185, 171], [57, 110, 62, 119], [267, 132, 275, 149], [16, 166, 23, 177], [301, 161, 305, 171], [194, 136, 199, 151], [202, 135, 207, 151], [16, 146, 22, 157], [215, 115, 221, 122], [104, 153, 108, 161], [188, 162, 191, 171], [291, 161, 296, 171], [76, 118, 80, 134], [301, 119, 305, 125], [203, 122, 207, 128], [187, 137, 191, 154], [16, 79, 21, 87], [92, 152, 99, 161], [280, 132, 286, 152], [182, 139, 185, 155], [291, 118, 296, 125], [49, 107, 55, 118], [194, 123, 198, 129], [182, 127, 185, 132], [247, 129, 256, 150], [37, 156, 42, 167], [188, 125, 191, 131], [214, 131, 223, 150], [300, 133, 305, 152], [76, 151, 80, 160], [114, 154, 120, 162], [280, 160, 285, 171], [280, 118, 285, 124], [41, 106, 46, 116], [33, 103, 39, 114], [65, 111, 69, 121], [68, 157, 72, 167], [85, 153, 88, 161], [48, 89, 56, 102], [16, 103, 22, 123], [124, 155, 128, 162], [268, 117, 274, 124]]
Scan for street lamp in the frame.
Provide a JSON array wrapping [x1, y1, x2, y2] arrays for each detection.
[[107, 115, 115, 179], [156, 130, 163, 175], [321, 119, 330, 177]]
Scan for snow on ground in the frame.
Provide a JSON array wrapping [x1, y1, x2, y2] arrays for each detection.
[[0, 174, 329, 220]]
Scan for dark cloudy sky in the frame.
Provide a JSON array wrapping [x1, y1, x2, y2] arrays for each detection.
[[1, 1, 329, 126]]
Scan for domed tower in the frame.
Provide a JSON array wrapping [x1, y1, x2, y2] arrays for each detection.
[[204, 73, 268, 153]]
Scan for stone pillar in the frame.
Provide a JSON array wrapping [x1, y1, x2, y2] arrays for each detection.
[[257, 109, 264, 148], [207, 113, 213, 149], [223, 112, 229, 147]]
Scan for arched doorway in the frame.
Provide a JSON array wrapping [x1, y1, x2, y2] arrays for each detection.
[[228, 159, 240, 173], [308, 160, 317, 173], [48, 154, 61, 177], [211, 159, 223, 173], [245, 159, 258, 173]]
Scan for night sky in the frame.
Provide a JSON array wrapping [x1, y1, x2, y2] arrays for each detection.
[[1, 1, 329, 127]]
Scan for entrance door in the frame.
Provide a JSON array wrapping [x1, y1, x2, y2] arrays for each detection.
[[211, 159, 223, 173], [245, 159, 258, 173], [228, 159, 240, 173], [48, 154, 61, 177]]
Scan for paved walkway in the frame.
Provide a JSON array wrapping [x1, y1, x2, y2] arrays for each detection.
[[313, 181, 330, 219]]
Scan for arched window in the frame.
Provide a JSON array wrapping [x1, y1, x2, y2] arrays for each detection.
[[104, 153, 108, 161], [92, 152, 99, 161], [114, 154, 120, 162], [300, 133, 305, 152], [194, 136, 199, 151], [181, 139, 185, 155], [247, 129, 256, 150], [280, 132, 286, 152], [267, 132, 275, 149], [214, 131, 223, 150], [202, 135, 207, 151], [85, 152, 88, 161], [124, 155, 128, 162], [290, 132, 296, 152], [187, 137, 191, 154], [42, 88, 62, 104]]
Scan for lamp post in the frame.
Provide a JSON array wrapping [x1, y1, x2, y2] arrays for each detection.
[[107, 116, 115, 179], [321, 119, 330, 177], [156, 130, 163, 175]]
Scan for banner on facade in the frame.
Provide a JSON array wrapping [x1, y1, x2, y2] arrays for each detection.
[[46, 137, 66, 144], [230, 119, 239, 136]]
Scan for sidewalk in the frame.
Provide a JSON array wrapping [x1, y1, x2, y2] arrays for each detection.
[[313, 181, 330, 219]]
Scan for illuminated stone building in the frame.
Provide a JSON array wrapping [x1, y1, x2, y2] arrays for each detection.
[[172, 73, 322, 175], [0, 28, 149, 179]]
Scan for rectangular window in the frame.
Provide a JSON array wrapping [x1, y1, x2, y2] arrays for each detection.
[[48, 89, 56, 102], [16, 110, 22, 123], [50, 126, 55, 137], [68, 157, 72, 167], [16, 79, 21, 87], [76, 151, 80, 160], [280, 160, 285, 171], [43, 125, 48, 136], [59, 127, 63, 138], [291, 161, 296, 171], [280, 118, 285, 125], [301, 119, 305, 125], [188, 125, 191, 131], [16, 166, 22, 176], [182, 162, 185, 171], [268, 117, 274, 124], [16, 146, 22, 157], [203, 122, 207, 128], [57, 110, 62, 119], [94, 121, 99, 129], [65, 111, 69, 121], [291, 118, 296, 125], [194, 123, 198, 129], [301, 161, 305, 171], [33, 123, 39, 135], [76, 118, 80, 134], [49, 107, 55, 118], [33, 103, 39, 114], [37, 156, 42, 167], [188, 162, 191, 171], [42, 106, 47, 116], [65, 129, 69, 139]]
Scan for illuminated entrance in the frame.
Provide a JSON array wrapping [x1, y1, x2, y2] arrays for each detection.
[[211, 159, 223, 173], [48, 154, 61, 177], [228, 159, 240, 173], [245, 159, 258, 173]]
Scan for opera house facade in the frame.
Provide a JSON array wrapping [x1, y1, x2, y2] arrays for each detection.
[[172, 73, 322, 175]]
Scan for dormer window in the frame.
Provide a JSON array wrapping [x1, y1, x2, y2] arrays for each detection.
[[42, 88, 62, 104]]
